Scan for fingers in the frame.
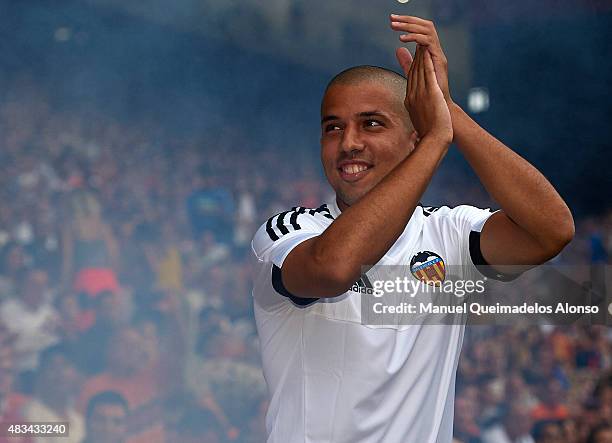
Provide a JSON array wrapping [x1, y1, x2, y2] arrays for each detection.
[[407, 46, 418, 98], [390, 16, 437, 42], [390, 14, 435, 28], [395, 47, 413, 76], [399, 33, 434, 47], [417, 45, 425, 92], [390, 22, 431, 37], [423, 49, 437, 91], [390, 15, 443, 56], [408, 46, 438, 99], [409, 45, 424, 105]]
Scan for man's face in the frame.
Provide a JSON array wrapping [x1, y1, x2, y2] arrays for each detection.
[[320, 81, 415, 210], [23, 270, 48, 307], [109, 328, 145, 374], [88, 403, 127, 443], [594, 429, 612, 443], [41, 354, 81, 398], [538, 423, 563, 443]]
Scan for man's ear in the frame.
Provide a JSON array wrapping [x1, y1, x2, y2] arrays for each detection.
[[407, 130, 419, 154]]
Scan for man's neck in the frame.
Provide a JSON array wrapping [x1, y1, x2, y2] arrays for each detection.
[[335, 196, 425, 213], [336, 196, 348, 212]]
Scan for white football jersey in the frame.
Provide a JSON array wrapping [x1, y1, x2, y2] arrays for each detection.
[[251, 199, 504, 443]]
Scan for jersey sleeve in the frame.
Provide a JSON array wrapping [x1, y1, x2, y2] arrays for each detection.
[[252, 207, 331, 308], [251, 208, 326, 268], [445, 205, 520, 282]]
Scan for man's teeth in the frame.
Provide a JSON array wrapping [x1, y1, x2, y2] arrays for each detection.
[[342, 164, 368, 174]]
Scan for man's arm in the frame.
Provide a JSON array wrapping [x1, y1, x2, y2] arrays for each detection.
[[450, 104, 574, 272], [391, 15, 575, 275], [284, 48, 452, 298]]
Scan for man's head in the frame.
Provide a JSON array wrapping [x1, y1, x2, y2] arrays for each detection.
[[320, 66, 416, 210], [34, 345, 81, 403], [531, 419, 564, 443], [85, 391, 129, 443], [107, 327, 146, 375], [539, 378, 566, 407], [587, 423, 612, 443], [20, 268, 48, 309], [504, 402, 533, 438]]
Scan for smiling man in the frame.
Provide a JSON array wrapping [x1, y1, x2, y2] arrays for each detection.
[[251, 15, 574, 443]]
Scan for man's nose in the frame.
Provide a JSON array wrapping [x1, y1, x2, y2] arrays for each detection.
[[340, 125, 365, 153]]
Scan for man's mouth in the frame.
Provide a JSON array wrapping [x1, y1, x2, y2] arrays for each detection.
[[337, 161, 373, 182]]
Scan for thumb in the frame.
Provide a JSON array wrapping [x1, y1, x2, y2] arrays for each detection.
[[395, 47, 413, 76]]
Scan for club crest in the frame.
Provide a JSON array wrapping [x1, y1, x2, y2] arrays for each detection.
[[410, 251, 446, 285]]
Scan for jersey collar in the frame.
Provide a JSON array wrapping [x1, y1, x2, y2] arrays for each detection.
[[327, 198, 342, 218], [327, 198, 424, 219]]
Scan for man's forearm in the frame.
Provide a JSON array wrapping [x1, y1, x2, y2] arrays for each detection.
[[449, 102, 574, 250], [312, 135, 449, 287]]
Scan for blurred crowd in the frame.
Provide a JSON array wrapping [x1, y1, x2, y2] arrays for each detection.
[[454, 324, 612, 443], [0, 85, 610, 443]]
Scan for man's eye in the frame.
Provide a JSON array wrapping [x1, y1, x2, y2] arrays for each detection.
[[324, 124, 341, 132], [365, 120, 383, 128]]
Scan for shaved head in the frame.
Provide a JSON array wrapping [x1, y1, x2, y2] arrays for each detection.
[[325, 65, 407, 95], [322, 65, 411, 129]]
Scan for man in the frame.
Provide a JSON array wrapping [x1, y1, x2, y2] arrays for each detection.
[[77, 326, 164, 443], [587, 423, 612, 443], [23, 346, 84, 443], [481, 401, 535, 443], [0, 268, 59, 382], [530, 420, 565, 443], [82, 391, 129, 443], [0, 327, 32, 443], [251, 14, 574, 443]]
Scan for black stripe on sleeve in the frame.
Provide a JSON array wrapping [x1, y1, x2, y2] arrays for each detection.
[[265, 216, 279, 241], [265, 205, 331, 242], [276, 211, 291, 235], [469, 231, 522, 282], [289, 207, 305, 230], [315, 204, 335, 220], [272, 264, 319, 306]]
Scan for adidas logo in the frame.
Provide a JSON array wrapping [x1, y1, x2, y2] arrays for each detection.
[[350, 274, 375, 295]]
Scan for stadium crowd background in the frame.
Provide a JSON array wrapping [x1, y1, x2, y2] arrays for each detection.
[[0, 1, 611, 443]]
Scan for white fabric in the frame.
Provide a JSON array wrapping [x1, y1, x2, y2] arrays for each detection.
[[0, 297, 59, 371], [251, 201, 495, 443], [24, 399, 85, 443], [481, 425, 535, 443]]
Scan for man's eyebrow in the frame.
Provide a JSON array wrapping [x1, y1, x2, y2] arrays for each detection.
[[358, 110, 390, 119], [321, 115, 339, 124], [321, 110, 390, 124]]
